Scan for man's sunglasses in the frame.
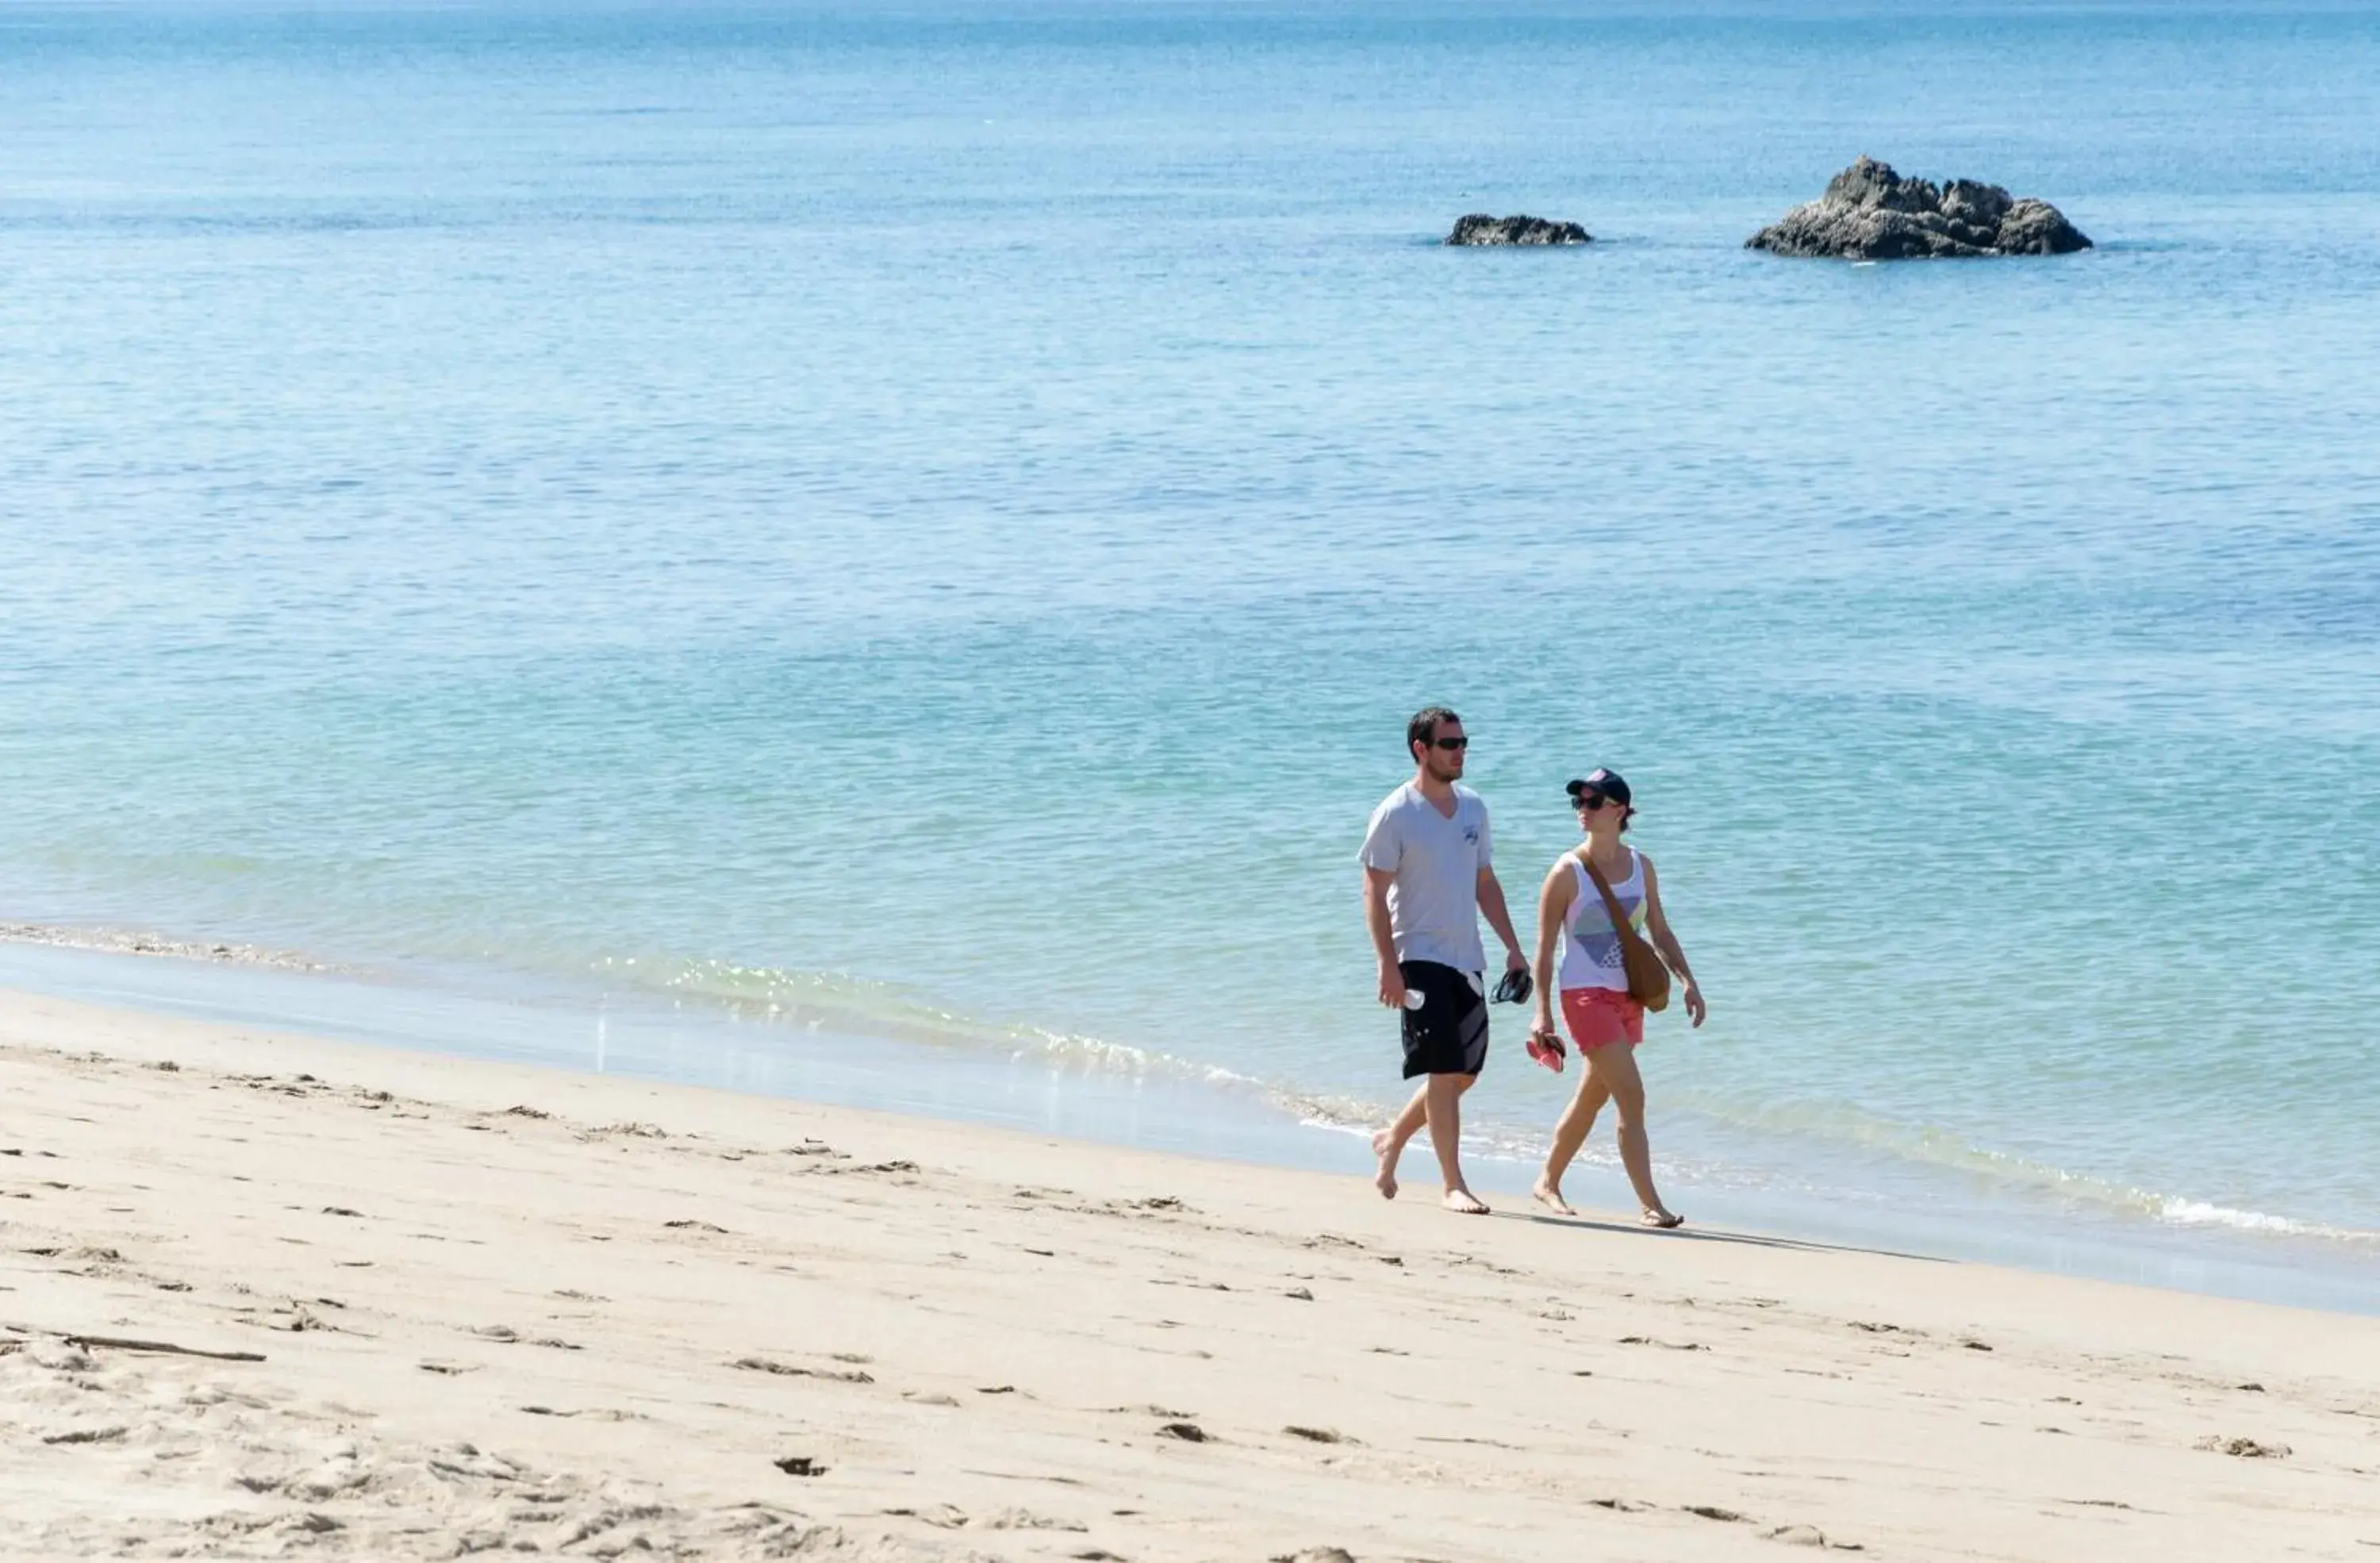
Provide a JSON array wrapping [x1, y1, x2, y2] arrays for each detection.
[[1430, 736, 1469, 751]]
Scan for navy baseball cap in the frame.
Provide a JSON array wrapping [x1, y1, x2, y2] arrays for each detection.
[[1565, 768, 1633, 809]]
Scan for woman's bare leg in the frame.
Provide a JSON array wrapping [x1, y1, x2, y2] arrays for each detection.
[[1533, 1073, 1610, 1215], [1583, 1042, 1679, 1226]]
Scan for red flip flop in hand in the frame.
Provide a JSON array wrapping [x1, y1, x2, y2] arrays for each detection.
[[1526, 1024, 1566, 1073]]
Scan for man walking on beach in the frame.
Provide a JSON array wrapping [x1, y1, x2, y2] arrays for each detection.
[[1361, 707, 1530, 1214]]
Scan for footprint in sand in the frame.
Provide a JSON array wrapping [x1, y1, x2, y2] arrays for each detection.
[[977, 1509, 1088, 1532], [1762, 1523, 1833, 1547], [734, 1357, 873, 1384]]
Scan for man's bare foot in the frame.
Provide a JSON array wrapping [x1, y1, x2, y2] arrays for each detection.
[[1530, 1177, 1576, 1216], [1442, 1187, 1490, 1215], [1370, 1129, 1399, 1200], [1641, 1207, 1684, 1229]]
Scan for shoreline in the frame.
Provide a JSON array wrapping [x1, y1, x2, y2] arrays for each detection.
[[3, 983, 2376, 1560], [2, 924, 2377, 1319]]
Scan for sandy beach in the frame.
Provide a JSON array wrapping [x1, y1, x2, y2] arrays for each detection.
[[2, 983, 2374, 1561]]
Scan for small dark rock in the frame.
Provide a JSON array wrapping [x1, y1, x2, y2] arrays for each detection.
[[1157, 1420, 1208, 1442], [774, 1454, 826, 1477], [1447, 213, 1592, 247], [1749, 157, 2090, 259]]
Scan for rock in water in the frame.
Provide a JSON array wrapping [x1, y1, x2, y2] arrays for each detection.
[[1748, 157, 2090, 259], [1446, 213, 1591, 247]]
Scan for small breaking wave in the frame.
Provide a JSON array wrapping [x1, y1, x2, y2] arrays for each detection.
[[2153, 1199, 2370, 1242], [601, 953, 1280, 1095], [597, 954, 1591, 1165], [0, 920, 334, 974]]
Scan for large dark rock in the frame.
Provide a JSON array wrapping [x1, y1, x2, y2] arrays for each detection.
[[1447, 213, 1591, 247], [1748, 158, 2090, 259]]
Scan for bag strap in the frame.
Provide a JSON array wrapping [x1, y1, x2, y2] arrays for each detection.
[[1580, 853, 1636, 935]]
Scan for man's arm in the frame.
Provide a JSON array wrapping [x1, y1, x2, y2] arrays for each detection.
[[1476, 866, 1529, 972], [1641, 858, 1706, 1027], [1364, 867, 1406, 1009]]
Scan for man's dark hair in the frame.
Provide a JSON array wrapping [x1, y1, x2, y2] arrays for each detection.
[[1407, 705, 1461, 759]]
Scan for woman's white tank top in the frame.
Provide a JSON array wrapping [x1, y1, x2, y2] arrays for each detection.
[[1557, 849, 1647, 994]]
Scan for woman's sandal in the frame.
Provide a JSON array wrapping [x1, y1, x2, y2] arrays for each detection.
[[1525, 1027, 1566, 1073]]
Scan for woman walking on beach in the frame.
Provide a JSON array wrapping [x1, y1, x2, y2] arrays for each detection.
[[1526, 769, 1706, 1227]]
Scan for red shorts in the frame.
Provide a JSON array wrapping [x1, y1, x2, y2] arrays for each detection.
[[1560, 986, 1644, 1051]]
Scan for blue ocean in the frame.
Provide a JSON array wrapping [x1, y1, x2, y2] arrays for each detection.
[[4, 0, 2376, 1307]]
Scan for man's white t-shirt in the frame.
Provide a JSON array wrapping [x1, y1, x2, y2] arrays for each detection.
[[1358, 782, 1491, 973]]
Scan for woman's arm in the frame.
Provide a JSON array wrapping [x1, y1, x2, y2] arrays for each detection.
[[1640, 858, 1707, 1027], [1530, 860, 1576, 1035]]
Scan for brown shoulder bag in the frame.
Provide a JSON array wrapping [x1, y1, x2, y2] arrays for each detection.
[[1581, 854, 1672, 1013]]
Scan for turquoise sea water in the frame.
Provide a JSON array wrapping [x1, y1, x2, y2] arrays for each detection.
[[4, 2, 2378, 1302]]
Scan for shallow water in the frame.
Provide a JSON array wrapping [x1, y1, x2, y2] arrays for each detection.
[[3, 1, 2377, 1299]]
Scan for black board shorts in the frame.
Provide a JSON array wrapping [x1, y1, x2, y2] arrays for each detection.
[[1399, 959, 1488, 1079]]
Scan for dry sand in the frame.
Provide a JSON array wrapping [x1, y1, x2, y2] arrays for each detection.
[[2, 984, 2374, 1561]]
